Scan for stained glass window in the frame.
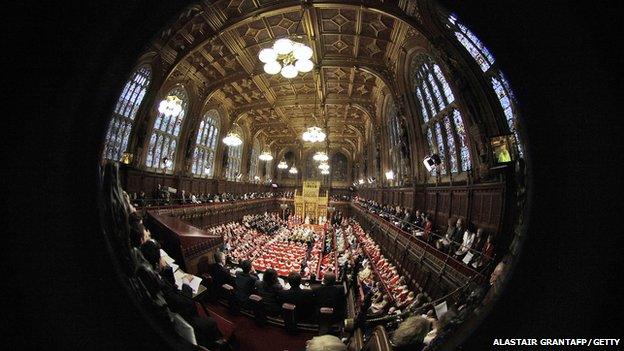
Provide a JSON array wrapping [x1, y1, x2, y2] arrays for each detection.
[[452, 110, 472, 170], [425, 66, 446, 109], [491, 74, 523, 155], [412, 55, 471, 174], [104, 65, 151, 161], [145, 86, 188, 171], [434, 65, 455, 104], [448, 13, 523, 156], [433, 124, 447, 175], [224, 125, 244, 181], [192, 109, 220, 178], [448, 14, 494, 72], [443, 118, 459, 173], [416, 88, 430, 123]]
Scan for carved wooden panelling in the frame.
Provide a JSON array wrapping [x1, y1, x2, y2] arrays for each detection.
[[451, 190, 469, 221], [472, 189, 503, 234]]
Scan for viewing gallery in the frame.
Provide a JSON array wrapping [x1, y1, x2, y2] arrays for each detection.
[[98, 1, 528, 350]]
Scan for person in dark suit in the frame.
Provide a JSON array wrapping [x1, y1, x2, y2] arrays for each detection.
[[139, 240, 224, 348], [450, 218, 465, 253], [234, 260, 258, 308], [312, 273, 345, 316], [208, 251, 235, 288], [254, 268, 283, 316], [279, 272, 312, 321]]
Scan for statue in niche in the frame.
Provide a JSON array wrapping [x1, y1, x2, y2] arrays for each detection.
[[398, 116, 412, 181], [363, 146, 368, 175], [221, 148, 229, 179], [331, 153, 347, 181], [374, 140, 381, 179], [184, 129, 196, 172]]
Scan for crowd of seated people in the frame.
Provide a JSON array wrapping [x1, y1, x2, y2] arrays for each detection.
[[354, 196, 427, 232], [353, 196, 495, 269], [206, 248, 345, 321], [348, 222, 420, 315], [113, 167, 496, 351], [243, 213, 285, 234], [119, 190, 226, 349], [200, 212, 493, 350], [129, 188, 295, 207], [329, 194, 352, 202], [207, 213, 324, 280]]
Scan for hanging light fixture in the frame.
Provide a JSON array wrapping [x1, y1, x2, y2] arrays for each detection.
[[259, 38, 314, 79], [158, 95, 183, 117], [318, 162, 330, 171], [277, 160, 288, 169], [320, 169, 330, 175], [259, 150, 273, 161], [288, 166, 298, 174], [302, 126, 326, 143], [385, 170, 395, 180], [313, 151, 328, 162], [223, 132, 243, 146], [301, 73, 326, 143]]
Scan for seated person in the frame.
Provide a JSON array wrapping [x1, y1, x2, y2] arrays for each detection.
[[396, 291, 416, 310], [368, 294, 389, 315], [305, 335, 347, 351], [454, 224, 476, 257], [279, 271, 312, 320], [234, 260, 258, 308], [471, 234, 495, 269], [312, 273, 345, 317], [424, 310, 457, 346], [390, 316, 431, 351], [208, 251, 235, 289], [254, 268, 284, 316], [436, 218, 456, 252]]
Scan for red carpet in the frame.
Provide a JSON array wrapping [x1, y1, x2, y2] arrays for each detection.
[[203, 302, 314, 351]]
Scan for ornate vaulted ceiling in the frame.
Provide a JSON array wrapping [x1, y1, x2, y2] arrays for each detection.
[[154, 0, 427, 158]]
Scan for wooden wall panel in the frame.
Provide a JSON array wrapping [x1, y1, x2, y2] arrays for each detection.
[[435, 191, 450, 228], [426, 192, 437, 218], [414, 191, 425, 211], [403, 190, 414, 209], [451, 191, 469, 221], [471, 189, 503, 235]]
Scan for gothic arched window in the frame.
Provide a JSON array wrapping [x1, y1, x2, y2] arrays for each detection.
[[145, 86, 188, 171], [192, 109, 220, 178], [248, 138, 260, 180], [104, 65, 151, 161], [224, 125, 244, 181], [411, 55, 472, 174], [447, 13, 523, 155]]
